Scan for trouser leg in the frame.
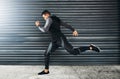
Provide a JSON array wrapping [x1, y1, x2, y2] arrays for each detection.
[[61, 36, 80, 55], [44, 53, 50, 69], [61, 36, 90, 55], [79, 46, 90, 52], [44, 42, 59, 69]]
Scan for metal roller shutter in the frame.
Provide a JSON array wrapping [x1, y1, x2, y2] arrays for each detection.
[[0, 0, 119, 65]]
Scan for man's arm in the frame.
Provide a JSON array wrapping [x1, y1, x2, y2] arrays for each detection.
[[60, 21, 75, 32], [61, 21, 78, 36], [38, 18, 52, 32]]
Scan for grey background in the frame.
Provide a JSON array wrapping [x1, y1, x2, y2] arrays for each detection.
[[0, 0, 119, 65]]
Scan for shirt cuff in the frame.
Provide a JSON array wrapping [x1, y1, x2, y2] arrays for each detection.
[[38, 27, 45, 32]]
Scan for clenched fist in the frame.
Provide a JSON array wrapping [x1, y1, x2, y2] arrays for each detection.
[[35, 21, 41, 27], [73, 30, 78, 37]]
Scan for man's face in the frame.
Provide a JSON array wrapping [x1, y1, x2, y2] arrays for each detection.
[[42, 14, 50, 20]]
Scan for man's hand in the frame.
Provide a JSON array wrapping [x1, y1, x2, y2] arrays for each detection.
[[35, 21, 41, 27], [73, 30, 78, 36]]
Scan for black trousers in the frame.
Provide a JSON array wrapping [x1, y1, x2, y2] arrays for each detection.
[[44, 35, 90, 69]]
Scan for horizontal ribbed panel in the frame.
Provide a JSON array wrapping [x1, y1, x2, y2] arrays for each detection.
[[0, 0, 119, 65]]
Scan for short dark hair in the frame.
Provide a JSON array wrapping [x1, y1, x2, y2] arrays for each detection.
[[41, 10, 51, 16]]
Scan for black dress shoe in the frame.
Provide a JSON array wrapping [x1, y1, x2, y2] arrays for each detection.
[[38, 70, 49, 75], [90, 44, 100, 52]]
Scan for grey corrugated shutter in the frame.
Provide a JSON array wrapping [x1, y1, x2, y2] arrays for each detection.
[[0, 0, 119, 65]]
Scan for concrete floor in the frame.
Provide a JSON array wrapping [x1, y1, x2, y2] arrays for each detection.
[[0, 65, 120, 79]]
